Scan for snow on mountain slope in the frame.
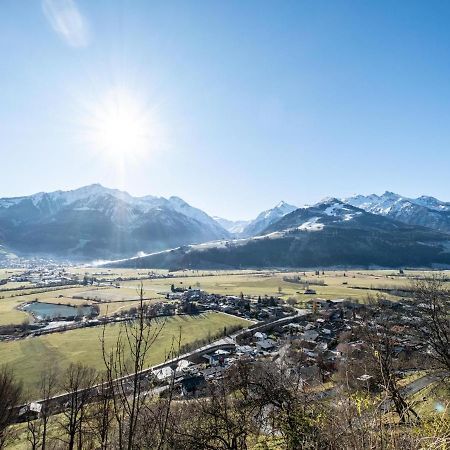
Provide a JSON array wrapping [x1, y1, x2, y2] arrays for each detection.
[[344, 192, 450, 233], [413, 195, 450, 212], [165, 196, 226, 234], [0, 184, 229, 259], [213, 217, 251, 234], [261, 199, 376, 236], [104, 198, 450, 270], [241, 201, 297, 237], [0, 184, 225, 227], [297, 217, 324, 231]]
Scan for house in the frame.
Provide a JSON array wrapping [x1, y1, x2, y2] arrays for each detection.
[[254, 332, 267, 341], [357, 374, 373, 382], [236, 345, 255, 356], [153, 366, 174, 381], [315, 341, 328, 351], [203, 349, 230, 366], [181, 375, 206, 397], [256, 339, 276, 352], [301, 330, 319, 341], [18, 402, 42, 420], [298, 340, 317, 351], [177, 359, 193, 373], [202, 366, 225, 381]]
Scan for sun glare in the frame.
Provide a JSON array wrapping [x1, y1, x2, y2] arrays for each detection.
[[85, 88, 161, 161]]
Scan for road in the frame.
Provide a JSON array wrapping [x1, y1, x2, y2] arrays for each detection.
[[14, 309, 310, 422]]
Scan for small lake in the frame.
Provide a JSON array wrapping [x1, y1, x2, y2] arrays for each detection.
[[22, 302, 95, 321]]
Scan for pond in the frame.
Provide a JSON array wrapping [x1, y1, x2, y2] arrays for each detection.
[[22, 302, 95, 321]]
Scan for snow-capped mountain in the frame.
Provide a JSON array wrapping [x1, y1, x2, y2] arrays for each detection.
[[344, 192, 450, 234], [105, 198, 450, 270], [213, 217, 251, 235], [3, 186, 450, 267], [261, 198, 399, 235], [411, 195, 450, 212], [241, 201, 297, 237], [0, 184, 229, 260]]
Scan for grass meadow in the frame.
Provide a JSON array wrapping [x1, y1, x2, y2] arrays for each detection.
[[0, 312, 249, 396]]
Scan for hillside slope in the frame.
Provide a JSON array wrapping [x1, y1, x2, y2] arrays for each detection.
[[105, 200, 450, 269]]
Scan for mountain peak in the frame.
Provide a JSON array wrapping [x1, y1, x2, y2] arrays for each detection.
[[273, 200, 297, 211], [315, 197, 341, 207], [168, 196, 188, 206], [381, 191, 401, 199]]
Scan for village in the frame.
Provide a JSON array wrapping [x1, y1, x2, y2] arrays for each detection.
[[13, 278, 434, 424], [148, 289, 428, 400]]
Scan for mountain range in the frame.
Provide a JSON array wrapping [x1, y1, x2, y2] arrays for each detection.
[[214, 201, 297, 237], [0, 184, 229, 261], [344, 191, 450, 234], [1, 185, 450, 268], [107, 198, 450, 269]]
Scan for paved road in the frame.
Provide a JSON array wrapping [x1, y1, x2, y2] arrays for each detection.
[[377, 373, 443, 413], [400, 373, 442, 397]]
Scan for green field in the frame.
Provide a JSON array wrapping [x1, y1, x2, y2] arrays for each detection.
[[119, 269, 450, 304], [1, 269, 449, 326], [0, 312, 249, 396], [0, 284, 165, 326]]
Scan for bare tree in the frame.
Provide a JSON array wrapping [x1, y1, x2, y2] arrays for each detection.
[[0, 366, 22, 449], [101, 282, 165, 450], [242, 361, 322, 449], [89, 372, 114, 450], [170, 374, 253, 450], [58, 363, 97, 450], [169, 360, 323, 450], [358, 320, 419, 424], [413, 276, 450, 374], [26, 417, 41, 450], [37, 366, 59, 450]]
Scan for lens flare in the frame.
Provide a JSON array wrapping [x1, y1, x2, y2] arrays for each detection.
[[84, 87, 164, 163]]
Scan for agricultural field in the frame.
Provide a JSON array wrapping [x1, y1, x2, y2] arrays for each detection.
[[119, 268, 450, 305], [1, 269, 449, 326], [0, 312, 249, 396], [0, 284, 164, 326]]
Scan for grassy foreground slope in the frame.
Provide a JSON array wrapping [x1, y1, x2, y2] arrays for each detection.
[[0, 312, 249, 395]]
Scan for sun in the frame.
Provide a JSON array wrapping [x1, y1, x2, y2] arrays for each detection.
[[85, 88, 161, 161]]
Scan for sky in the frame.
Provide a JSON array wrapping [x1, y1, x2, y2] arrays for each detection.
[[1, 0, 450, 220]]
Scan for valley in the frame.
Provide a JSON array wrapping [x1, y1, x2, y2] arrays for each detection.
[[1, 267, 448, 393], [0, 188, 449, 449], [1, 265, 448, 449], [4, 3, 450, 447]]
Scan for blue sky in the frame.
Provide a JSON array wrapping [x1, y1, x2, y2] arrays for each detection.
[[1, 0, 450, 220]]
